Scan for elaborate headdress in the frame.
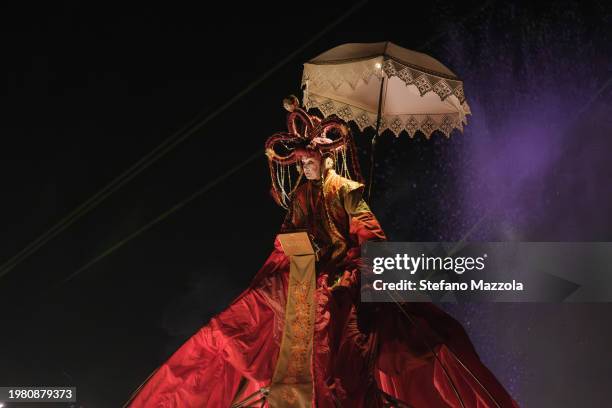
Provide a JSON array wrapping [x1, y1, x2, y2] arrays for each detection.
[[265, 95, 363, 208]]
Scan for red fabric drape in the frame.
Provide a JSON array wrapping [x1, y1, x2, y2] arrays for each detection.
[[126, 240, 518, 407], [126, 173, 518, 407]]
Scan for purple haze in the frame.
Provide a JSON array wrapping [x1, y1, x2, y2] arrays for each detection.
[[440, 2, 612, 241], [431, 2, 612, 406]]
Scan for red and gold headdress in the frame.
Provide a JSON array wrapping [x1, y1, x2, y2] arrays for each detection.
[[265, 95, 363, 208]]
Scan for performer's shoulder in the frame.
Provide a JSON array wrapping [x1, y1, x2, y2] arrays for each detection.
[[338, 174, 364, 194], [327, 171, 364, 196], [342, 177, 364, 191]]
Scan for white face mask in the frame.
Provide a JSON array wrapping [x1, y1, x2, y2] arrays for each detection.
[[301, 156, 322, 180]]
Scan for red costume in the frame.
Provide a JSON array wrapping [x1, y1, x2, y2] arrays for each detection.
[[125, 97, 518, 407]]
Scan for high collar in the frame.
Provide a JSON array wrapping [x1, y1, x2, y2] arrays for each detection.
[[307, 169, 336, 188], [308, 177, 323, 188]]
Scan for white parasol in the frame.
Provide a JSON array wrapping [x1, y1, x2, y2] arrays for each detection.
[[302, 41, 471, 139], [301, 42, 472, 196]]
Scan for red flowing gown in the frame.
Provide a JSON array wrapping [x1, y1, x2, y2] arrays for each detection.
[[126, 170, 519, 408]]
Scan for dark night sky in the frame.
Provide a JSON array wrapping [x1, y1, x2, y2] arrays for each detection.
[[1, 1, 611, 407]]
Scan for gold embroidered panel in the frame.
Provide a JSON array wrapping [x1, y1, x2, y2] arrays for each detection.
[[268, 254, 316, 407]]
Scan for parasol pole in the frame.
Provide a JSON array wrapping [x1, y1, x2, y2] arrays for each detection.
[[366, 74, 386, 201]]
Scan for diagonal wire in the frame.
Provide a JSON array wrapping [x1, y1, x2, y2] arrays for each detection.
[[51, 149, 262, 288], [0, 0, 369, 280], [58, 0, 499, 285], [46, 3, 506, 403]]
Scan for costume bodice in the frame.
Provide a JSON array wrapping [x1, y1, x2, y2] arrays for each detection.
[[281, 170, 386, 276]]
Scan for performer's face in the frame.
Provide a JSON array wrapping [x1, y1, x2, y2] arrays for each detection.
[[301, 155, 321, 180]]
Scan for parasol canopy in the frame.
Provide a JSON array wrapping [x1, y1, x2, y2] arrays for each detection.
[[302, 41, 471, 139]]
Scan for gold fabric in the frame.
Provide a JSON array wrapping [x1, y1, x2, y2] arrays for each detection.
[[268, 254, 316, 407]]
